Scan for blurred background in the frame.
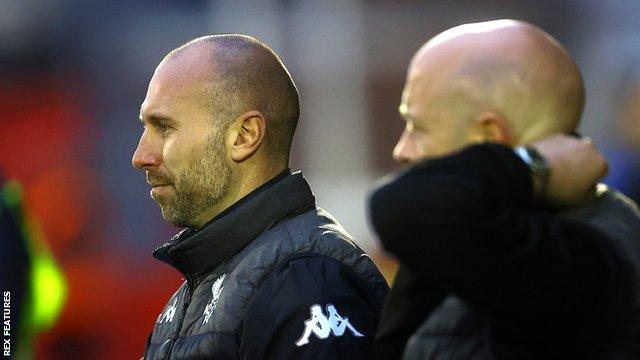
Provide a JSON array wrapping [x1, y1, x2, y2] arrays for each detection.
[[1, 0, 639, 358]]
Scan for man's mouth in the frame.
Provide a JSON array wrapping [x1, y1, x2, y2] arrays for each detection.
[[149, 183, 173, 199]]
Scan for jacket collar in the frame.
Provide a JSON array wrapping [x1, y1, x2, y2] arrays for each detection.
[[152, 170, 315, 284]]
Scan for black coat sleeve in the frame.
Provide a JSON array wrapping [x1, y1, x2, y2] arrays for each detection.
[[374, 265, 446, 360], [238, 254, 383, 359], [369, 144, 631, 338]]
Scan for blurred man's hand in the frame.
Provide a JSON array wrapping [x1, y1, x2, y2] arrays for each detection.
[[531, 134, 608, 207]]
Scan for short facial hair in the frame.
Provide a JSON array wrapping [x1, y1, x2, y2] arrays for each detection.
[[158, 126, 232, 228]]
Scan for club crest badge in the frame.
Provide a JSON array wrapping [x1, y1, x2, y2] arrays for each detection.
[[202, 273, 227, 325], [157, 298, 178, 324]]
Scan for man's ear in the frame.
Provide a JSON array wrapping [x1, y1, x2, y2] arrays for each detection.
[[229, 110, 266, 162], [475, 112, 514, 145]]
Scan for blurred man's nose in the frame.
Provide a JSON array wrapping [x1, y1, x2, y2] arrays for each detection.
[[393, 131, 417, 164], [132, 134, 161, 170]]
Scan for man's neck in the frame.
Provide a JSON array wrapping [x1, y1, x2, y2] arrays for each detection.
[[191, 164, 288, 228]]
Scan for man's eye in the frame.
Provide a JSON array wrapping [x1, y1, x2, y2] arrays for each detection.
[[159, 124, 170, 133]]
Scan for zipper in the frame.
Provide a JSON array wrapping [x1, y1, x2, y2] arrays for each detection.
[[164, 280, 195, 358], [164, 249, 196, 358]]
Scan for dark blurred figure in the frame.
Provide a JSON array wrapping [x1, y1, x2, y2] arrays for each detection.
[[0, 179, 67, 359], [370, 20, 640, 359], [0, 179, 30, 358]]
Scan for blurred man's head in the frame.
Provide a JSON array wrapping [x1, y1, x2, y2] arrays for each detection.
[[133, 34, 300, 228], [394, 19, 584, 163]]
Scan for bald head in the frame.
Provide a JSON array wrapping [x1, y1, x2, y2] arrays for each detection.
[[161, 34, 300, 165], [135, 35, 301, 226], [403, 19, 584, 146]]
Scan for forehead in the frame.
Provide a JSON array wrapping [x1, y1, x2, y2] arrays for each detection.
[[400, 66, 444, 119], [400, 66, 472, 132], [140, 49, 214, 119]]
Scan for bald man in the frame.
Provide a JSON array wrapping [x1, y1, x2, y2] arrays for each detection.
[[369, 20, 640, 359], [134, 35, 388, 359]]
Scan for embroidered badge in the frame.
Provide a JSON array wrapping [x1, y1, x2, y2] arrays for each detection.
[[157, 298, 178, 324], [202, 274, 227, 324]]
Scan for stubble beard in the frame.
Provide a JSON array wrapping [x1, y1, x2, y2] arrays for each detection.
[[154, 131, 233, 228]]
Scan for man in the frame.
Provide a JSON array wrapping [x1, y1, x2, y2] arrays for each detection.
[[369, 20, 640, 359], [133, 35, 388, 359]]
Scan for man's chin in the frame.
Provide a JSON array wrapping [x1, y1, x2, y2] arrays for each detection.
[[159, 207, 185, 227], [151, 195, 173, 217], [154, 202, 191, 228]]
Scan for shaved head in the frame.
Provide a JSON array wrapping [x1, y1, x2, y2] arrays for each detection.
[[135, 34, 300, 227], [413, 19, 583, 142], [394, 20, 585, 162], [163, 34, 300, 164]]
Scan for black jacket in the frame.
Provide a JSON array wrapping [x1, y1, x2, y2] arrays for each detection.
[[144, 170, 389, 359], [369, 144, 640, 359]]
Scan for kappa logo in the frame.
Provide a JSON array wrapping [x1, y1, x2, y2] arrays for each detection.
[[157, 298, 178, 324], [202, 273, 227, 325], [295, 304, 364, 346]]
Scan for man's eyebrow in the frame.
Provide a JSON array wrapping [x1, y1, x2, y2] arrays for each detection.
[[139, 113, 174, 124]]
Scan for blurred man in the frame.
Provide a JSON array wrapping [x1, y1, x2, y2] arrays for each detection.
[[133, 35, 388, 359], [369, 20, 640, 359]]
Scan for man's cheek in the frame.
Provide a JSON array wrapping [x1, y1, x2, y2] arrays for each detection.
[[162, 141, 183, 180]]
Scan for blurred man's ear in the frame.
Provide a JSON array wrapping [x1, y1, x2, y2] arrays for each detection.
[[475, 112, 514, 145], [229, 110, 266, 162]]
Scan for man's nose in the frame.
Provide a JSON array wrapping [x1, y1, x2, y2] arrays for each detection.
[[132, 135, 161, 170], [392, 131, 416, 164]]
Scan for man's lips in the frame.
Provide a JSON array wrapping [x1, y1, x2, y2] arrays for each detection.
[[149, 183, 172, 198]]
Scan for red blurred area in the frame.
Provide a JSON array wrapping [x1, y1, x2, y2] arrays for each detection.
[[0, 74, 180, 359]]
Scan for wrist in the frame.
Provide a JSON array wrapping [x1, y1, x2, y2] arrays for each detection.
[[513, 145, 550, 203]]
